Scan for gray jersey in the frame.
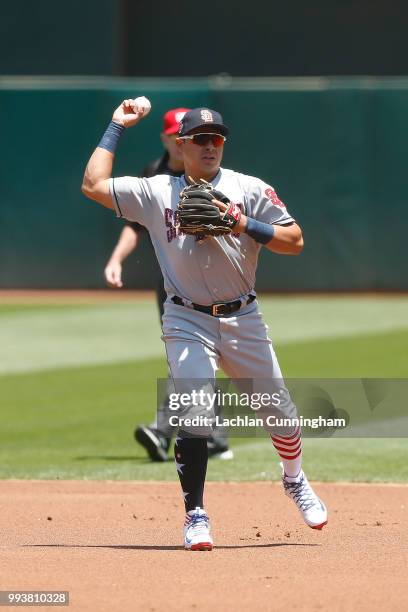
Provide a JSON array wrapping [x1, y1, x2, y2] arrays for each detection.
[[110, 168, 294, 305]]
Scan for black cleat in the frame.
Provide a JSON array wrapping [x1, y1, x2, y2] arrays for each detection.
[[134, 426, 170, 462], [207, 438, 234, 460]]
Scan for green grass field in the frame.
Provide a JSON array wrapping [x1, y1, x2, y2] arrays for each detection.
[[1, 294, 407, 482]]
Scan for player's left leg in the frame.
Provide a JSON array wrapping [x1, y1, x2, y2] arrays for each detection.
[[162, 303, 219, 549], [165, 336, 217, 515], [218, 300, 327, 530]]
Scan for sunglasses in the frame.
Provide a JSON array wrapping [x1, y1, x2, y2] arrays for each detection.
[[179, 133, 226, 147]]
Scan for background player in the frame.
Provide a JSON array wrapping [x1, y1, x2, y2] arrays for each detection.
[[82, 99, 327, 551], [104, 108, 233, 462]]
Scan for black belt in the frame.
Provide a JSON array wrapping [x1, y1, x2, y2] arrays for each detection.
[[171, 294, 256, 317]]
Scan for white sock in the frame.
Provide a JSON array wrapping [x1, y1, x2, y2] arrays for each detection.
[[282, 460, 302, 480], [270, 427, 302, 479]]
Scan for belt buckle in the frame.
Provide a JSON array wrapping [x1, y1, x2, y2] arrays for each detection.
[[212, 303, 225, 316]]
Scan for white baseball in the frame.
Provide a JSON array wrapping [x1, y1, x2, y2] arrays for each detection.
[[131, 96, 151, 117]]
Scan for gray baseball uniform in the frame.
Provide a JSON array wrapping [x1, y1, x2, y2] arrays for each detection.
[[111, 169, 292, 301], [110, 168, 298, 436]]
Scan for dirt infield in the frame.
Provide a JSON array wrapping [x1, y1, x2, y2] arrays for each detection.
[[1, 481, 407, 612]]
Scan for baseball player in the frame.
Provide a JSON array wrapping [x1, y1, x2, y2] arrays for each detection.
[[104, 108, 233, 462], [82, 99, 328, 551]]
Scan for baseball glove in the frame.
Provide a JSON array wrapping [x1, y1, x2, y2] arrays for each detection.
[[176, 181, 242, 236]]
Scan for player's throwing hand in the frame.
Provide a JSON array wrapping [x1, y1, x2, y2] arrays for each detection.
[[112, 99, 149, 129]]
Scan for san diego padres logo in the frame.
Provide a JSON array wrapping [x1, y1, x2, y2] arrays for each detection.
[[201, 109, 213, 122]]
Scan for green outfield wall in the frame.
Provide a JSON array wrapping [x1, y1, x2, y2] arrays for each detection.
[[0, 77, 407, 290], [2, 1, 408, 77]]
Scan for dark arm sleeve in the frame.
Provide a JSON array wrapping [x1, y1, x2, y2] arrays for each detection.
[[141, 157, 164, 178], [125, 221, 147, 232]]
